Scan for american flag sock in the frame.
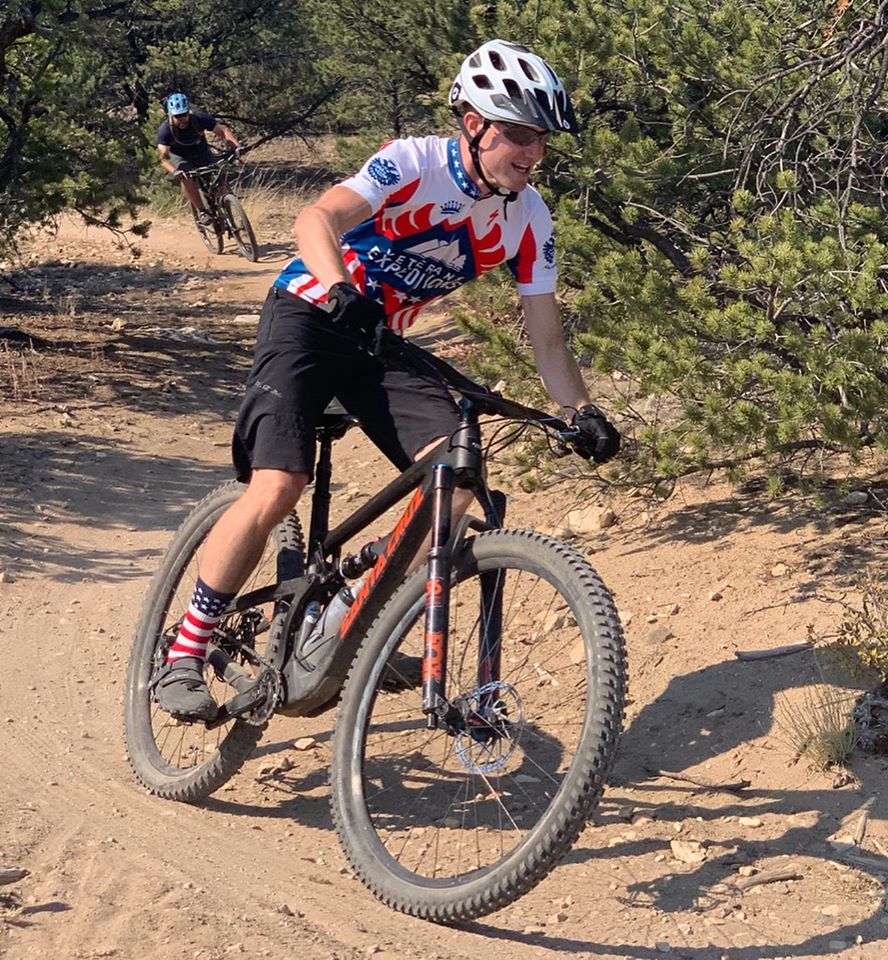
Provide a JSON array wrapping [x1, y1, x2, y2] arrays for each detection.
[[166, 578, 236, 664]]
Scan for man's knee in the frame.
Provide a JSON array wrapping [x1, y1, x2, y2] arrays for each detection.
[[243, 468, 308, 524]]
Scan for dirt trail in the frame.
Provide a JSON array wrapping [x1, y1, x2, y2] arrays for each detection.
[[3, 211, 888, 960]]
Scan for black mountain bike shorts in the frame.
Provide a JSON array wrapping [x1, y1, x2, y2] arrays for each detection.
[[169, 143, 214, 172], [232, 288, 461, 482]]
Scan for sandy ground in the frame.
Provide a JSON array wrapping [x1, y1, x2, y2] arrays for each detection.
[[2, 203, 888, 960]]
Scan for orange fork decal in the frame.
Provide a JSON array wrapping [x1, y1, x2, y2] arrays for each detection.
[[422, 630, 445, 683]]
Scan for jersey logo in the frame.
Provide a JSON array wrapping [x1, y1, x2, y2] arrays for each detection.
[[368, 157, 401, 186], [404, 237, 466, 271], [543, 235, 556, 265], [439, 200, 463, 216]]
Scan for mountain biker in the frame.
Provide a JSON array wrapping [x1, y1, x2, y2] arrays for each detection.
[[156, 93, 241, 225], [153, 39, 621, 720]]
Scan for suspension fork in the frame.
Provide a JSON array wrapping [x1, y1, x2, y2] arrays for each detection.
[[477, 489, 506, 708], [422, 464, 454, 728]]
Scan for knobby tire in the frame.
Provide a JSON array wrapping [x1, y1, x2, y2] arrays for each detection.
[[124, 480, 304, 802], [191, 203, 223, 255], [330, 528, 626, 921], [222, 194, 258, 261]]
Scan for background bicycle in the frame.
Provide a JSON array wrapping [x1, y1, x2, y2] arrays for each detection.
[[184, 149, 259, 261], [124, 336, 627, 922]]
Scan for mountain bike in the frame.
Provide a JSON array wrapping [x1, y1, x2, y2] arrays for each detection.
[[123, 334, 627, 922], [185, 149, 258, 262]]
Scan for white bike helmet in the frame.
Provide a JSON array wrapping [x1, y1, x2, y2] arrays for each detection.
[[449, 39, 578, 135]]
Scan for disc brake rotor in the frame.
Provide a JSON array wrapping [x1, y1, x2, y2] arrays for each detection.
[[453, 681, 523, 774]]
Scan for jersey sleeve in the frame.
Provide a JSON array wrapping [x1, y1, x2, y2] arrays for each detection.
[[339, 139, 423, 213], [192, 110, 218, 131], [507, 195, 557, 296], [156, 121, 172, 146]]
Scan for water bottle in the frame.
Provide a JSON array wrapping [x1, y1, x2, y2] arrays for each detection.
[[296, 600, 322, 652], [299, 586, 355, 660]]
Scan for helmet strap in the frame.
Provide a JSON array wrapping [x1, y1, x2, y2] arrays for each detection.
[[467, 120, 518, 210]]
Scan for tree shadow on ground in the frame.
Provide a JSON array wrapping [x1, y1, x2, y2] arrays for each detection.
[[0, 432, 234, 582], [200, 649, 888, 958], [483, 650, 888, 958], [609, 485, 888, 591]]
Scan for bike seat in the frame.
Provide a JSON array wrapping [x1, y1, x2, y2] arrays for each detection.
[[317, 400, 360, 433]]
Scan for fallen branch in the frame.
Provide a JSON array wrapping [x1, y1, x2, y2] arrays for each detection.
[[839, 851, 888, 873], [735, 867, 803, 892], [853, 796, 876, 848], [735, 642, 810, 661], [0, 868, 28, 886], [645, 767, 751, 793]]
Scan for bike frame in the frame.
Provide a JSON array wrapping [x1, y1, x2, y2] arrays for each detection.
[[189, 153, 239, 211], [217, 343, 572, 729]]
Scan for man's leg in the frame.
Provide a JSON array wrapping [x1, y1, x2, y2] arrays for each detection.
[[171, 159, 204, 212], [155, 469, 308, 719]]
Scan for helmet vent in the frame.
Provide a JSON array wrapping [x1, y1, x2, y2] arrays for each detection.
[[472, 73, 493, 90], [533, 88, 552, 112], [503, 78, 524, 101], [518, 58, 542, 83], [489, 51, 506, 71]]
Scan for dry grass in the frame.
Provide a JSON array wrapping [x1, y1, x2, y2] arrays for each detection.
[[1, 342, 42, 401], [813, 571, 888, 680], [143, 166, 321, 236], [237, 169, 322, 233], [776, 683, 859, 770]]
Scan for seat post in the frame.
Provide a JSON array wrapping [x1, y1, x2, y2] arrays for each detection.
[[308, 430, 336, 566]]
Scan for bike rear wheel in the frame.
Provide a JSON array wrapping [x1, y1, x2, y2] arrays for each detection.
[[124, 480, 304, 802], [191, 202, 223, 254], [330, 529, 626, 921], [222, 194, 258, 261]]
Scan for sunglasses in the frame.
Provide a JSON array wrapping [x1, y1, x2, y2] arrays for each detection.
[[495, 122, 551, 147]]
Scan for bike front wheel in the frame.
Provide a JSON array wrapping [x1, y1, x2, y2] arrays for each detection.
[[124, 481, 304, 802], [191, 203, 223, 254], [222, 194, 258, 261], [330, 528, 626, 921]]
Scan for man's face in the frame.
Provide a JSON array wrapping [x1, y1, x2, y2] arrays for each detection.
[[170, 111, 191, 128], [465, 112, 550, 193]]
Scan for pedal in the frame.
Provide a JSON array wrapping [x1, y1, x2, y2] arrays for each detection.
[[205, 681, 267, 729]]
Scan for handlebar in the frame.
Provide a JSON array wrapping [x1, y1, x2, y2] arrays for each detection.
[[377, 328, 579, 451]]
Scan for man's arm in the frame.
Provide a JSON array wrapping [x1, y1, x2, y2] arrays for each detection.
[[157, 144, 177, 176], [521, 293, 589, 416], [212, 122, 240, 149], [293, 185, 373, 292]]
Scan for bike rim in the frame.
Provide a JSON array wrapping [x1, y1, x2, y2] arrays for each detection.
[[353, 556, 593, 882]]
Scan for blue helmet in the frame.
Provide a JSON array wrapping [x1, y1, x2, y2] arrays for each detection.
[[166, 92, 190, 116]]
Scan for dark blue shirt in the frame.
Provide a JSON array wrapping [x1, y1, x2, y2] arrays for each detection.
[[156, 110, 218, 164]]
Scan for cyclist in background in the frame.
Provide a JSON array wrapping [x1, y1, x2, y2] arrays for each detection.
[[153, 40, 621, 720], [156, 93, 241, 225]]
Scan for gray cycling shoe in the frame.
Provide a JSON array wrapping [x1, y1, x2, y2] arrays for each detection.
[[154, 657, 218, 721]]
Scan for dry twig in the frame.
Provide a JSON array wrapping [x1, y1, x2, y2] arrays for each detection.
[[735, 867, 803, 892], [735, 643, 810, 661], [645, 767, 751, 793], [0, 868, 28, 886]]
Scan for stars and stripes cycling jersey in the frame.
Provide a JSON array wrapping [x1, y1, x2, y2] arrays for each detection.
[[273, 136, 557, 332]]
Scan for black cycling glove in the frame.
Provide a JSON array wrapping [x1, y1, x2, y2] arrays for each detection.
[[325, 282, 387, 353], [571, 403, 621, 463]]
